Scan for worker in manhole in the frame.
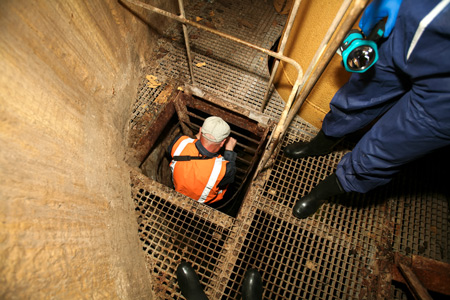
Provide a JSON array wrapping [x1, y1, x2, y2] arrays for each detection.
[[169, 116, 237, 204], [283, 0, 450, 219]]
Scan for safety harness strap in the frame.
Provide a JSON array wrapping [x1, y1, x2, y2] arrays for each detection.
[[172, 155, 209, 161], [170, 138, 195, 173]]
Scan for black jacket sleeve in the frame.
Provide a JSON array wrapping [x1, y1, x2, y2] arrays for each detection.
[[217, 150, 237, 189]]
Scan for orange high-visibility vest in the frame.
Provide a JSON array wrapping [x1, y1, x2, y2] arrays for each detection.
[[170, 136, 228, 204]]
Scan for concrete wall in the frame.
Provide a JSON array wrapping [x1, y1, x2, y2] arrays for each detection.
[[0, 0, 177, 298]]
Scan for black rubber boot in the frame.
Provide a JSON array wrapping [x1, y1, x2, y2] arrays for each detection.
[[293, 173, 344, 219], [242, 269, 263, 300], [176, 261, 209, 300], [283, 130, 343, 159]]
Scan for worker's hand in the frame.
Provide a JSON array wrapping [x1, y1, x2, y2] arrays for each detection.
[[359, 0, 402, 38], [224, 137, 237, 151]]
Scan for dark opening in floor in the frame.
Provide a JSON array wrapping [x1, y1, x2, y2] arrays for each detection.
[[137, 86, 272, 217]]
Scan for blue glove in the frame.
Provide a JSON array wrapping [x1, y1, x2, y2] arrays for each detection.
[[359, 0, 402, 37]]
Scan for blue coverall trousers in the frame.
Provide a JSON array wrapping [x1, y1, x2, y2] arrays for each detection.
[[322, 0, 450, 193]]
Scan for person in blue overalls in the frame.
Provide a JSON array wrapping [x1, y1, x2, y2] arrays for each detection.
[[284, 0, 450, 219]]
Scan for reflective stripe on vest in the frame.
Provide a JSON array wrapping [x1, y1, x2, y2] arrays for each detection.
[[170, 137, 195, 174], [198, 156, 225, 203]]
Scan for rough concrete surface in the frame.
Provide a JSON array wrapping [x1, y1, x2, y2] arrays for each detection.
[[0, 0, 177, 298]]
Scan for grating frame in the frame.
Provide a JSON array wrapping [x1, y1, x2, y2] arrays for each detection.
[[128, 0, 450, 299]]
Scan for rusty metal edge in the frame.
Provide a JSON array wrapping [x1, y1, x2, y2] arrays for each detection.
[[392, 252, 450, 296], [183, 84, 273, 129]]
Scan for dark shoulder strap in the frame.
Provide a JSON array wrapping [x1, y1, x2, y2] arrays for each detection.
[[172, 155, 210, 161]]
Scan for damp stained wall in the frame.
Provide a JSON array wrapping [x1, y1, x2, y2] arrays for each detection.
[[0, 0, 177, 299]]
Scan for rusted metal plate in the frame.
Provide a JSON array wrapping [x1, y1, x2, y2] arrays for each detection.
[[182, 86, 269, 136], [392, 253, 450, 295], [129, 84, 178, 165], [173, 91, 195, 137], [134, 101, 175, 164], [398, 263, 433, 300]]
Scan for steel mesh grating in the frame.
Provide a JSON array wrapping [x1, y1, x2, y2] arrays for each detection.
[[235, 131, 393, 299], [262, 128, 344, 207], [130, 81, 168, 125], [132, 173, 238, 299], [391, 152, 450, 263], [225, 209, 360, 299], [145, 0, 288, 121], [129, 0, 450, 299]]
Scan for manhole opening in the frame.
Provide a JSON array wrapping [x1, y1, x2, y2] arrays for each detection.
[[136, 87, 272, 217]]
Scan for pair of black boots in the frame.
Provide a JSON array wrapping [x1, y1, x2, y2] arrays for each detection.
[[177, 261, 262, 300], [283, 130, 345, 219]]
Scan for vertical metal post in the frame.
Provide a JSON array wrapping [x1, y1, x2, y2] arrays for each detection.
[[283, 0, 365, 130], [178, 0, 196, 84], [255, 0, 369, 175], [296, 0, 352, 101], [260, 0, 302, 112]]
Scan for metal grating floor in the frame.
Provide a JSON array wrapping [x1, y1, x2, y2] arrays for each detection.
[[128, 0, 450, 299]]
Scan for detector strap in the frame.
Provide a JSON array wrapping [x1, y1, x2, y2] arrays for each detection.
[[172, 155, 210, 161]]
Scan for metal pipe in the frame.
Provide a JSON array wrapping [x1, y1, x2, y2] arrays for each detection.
[[124, 0, 302, 70], [256, 0, 369, 174], [124, 1, 303, 121], [178, 0, 196, 84], [260, 0, 302, 112], [285, 0, 355, 129]]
